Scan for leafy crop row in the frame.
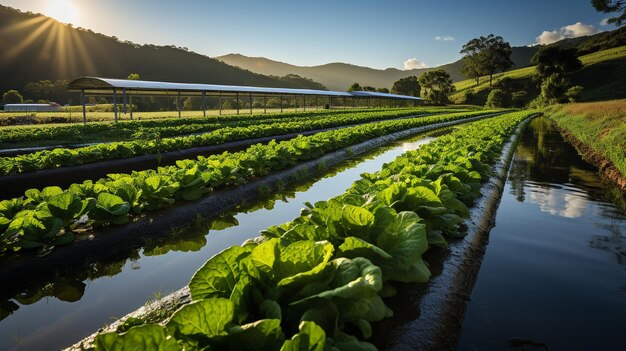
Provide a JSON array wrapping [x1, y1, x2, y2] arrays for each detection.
[[0, 110, 495, 254], [0, 108, 477, 175], [0, 108, 457, 145], [92, 110, 535, 350]]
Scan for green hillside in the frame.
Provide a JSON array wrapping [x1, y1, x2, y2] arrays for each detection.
[[0, 5, 327, 98], [452, 45, 626, 104]]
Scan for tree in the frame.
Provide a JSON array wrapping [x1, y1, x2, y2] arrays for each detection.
[[127, 73, 141, 80], [485, 89, 510, 108], [391, 76, 421, 97], [418, 69, 455, 105], [23, 80, 69, 103], [592, 0, 626, 26], [376, 88, 390, 93], [460, 34, 513, 87], [348, 83, 362, 91], [362, 86, 376, 92], [2, 90, 23, 104], [540, 73, 570, 103], [461, 58, 485, 86], [530, 46, 583, 79]]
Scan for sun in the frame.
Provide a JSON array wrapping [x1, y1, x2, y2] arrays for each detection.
[[44, 0, 79, 24]]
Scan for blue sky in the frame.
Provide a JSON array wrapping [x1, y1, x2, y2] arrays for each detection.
[[2, 0, 614, 69]]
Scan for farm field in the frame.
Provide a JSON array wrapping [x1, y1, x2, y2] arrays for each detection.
[[0, 107, 473, 148], [0, 108, 500, 254], [0, 110, 530, 350], [2, 1, 626, 350]]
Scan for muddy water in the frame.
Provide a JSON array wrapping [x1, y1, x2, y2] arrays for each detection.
[[0, 128, 453, 350], [456, 117, 626, 350]]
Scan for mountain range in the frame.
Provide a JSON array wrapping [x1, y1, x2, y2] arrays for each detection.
[[217, 47, 538, 91], [217, 28, 626, 91]]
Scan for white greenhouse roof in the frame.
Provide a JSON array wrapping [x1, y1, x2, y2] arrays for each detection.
[[68, 77, 423, 100]]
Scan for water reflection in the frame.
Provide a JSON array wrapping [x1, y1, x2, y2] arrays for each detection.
[[508, 118, 623, 219]]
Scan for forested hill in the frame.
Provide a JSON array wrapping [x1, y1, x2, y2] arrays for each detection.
[[0, 5, 326, 93]]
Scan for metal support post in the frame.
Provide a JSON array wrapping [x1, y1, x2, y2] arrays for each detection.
[[81, 89, 86, 125], [202, 91, 206, 117], [123, 88, 127, 114], [177, 91, 181, 118], [113, 89, 118, 123]]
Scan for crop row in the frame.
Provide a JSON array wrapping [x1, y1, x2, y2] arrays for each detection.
[[0, 108, 482, 175], [0, 108, 464, 145], [0, 109, 388, 145], [92, 110, 535, 350], [0, 110, 497, 254]]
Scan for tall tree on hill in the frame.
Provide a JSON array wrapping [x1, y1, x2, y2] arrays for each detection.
[[592, 0, 626, 26], [460, 34, 513, 87], [418, 69, 455, 105], [531, 46, 583, 79], [391, 76, 421, 97]]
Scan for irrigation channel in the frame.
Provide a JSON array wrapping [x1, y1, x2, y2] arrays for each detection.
[[0, 123, 459, 350], [453, 117, 626, 350]]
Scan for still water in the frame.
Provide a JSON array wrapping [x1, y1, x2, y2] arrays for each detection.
[[457, 117, 626, 350], [0, 130, 442, 350]]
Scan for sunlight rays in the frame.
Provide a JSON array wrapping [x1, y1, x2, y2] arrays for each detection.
[[2, 13, 97, 78]]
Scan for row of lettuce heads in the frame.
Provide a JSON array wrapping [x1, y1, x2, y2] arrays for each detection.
[[0, 108, 455, 145], [0, 108, 473, 175], [93, 110, 535, 351], [0, 110, 494, 254]]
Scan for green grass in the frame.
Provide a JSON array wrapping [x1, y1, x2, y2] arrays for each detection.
[[544, 100, 626, 177], [452, 45, 626, 101]]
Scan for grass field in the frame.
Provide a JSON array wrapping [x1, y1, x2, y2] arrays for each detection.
[[452, 45, 626, 103], [544, 99, 626, 177]]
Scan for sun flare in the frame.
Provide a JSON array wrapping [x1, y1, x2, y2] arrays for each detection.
[[44, 0, 79, 24]]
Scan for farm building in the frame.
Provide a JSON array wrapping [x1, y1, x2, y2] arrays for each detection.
[[3, 103, 61, 112]]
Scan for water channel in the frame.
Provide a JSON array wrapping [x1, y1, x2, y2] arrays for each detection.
[[456, 117, 626, 350]]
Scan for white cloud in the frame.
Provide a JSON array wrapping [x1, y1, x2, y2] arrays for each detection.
[[600, 18, 610, 26], [536, 22, 599, 45], [434, 35, 455, 42], [403, 58, 429, 70]]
